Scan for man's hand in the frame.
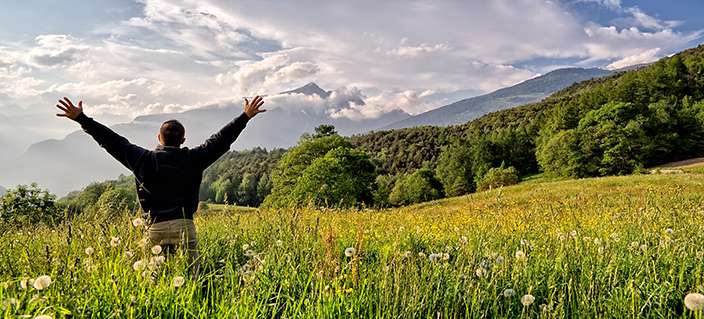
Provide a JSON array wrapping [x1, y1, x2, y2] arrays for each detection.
[[55, 97, 84, 120], [243, 96, 266, 119]]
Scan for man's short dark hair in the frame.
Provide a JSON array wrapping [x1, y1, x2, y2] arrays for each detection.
[[160, 120, 185, 147]]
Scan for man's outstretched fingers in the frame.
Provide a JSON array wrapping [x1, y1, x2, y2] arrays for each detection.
[[56, 104, 68, 112]]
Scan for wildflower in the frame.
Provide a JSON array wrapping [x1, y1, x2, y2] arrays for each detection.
[[569, 230, 577, 238], [495, 256, 505, 264], [344, 247, 356, 257], [125, 251, 134, 258], [479, 259, 491, 270], [403, 251, 412, 258], [132, 260, 147, 271], [521, 294, 535, 306], [503, 288, 516, 298], [242, 243, 250, 251], [685, 293, 704, 311], [639, 244, 648, 252], [32, 275, 52, 290], [244, 249, 256, 257], [2, 298, 18, 310], [441, 253, 450, 261], [275, 240, 283, 247], [459, 236, 468, 245], [19, 278, 28, 289], [475, 268, 486, 278], [149, 256, 166, 268], [520, 239, 530, 247], [417, 252, 426, 258], [172, 276, 185, 288], [137, 238, 149, 248], [515, 250, 526, 261], [151, 245, 162, 255], [598, 247, 604, 254], [85, 247, 95, 255], [250, 241, 256, 247], [110, 237, 121, 247], [132, 218, 144, 227], [428, 253, 441, 263], [582, 236, 591, 242], [665, 228, 674, 234], [34, 315, 52, 319], [593, 238, 602, 246], [629, 241, 639, 250]]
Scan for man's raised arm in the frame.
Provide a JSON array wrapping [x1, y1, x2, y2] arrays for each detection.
[[191, 96, 266, 169], [55, 97, 149, 172]]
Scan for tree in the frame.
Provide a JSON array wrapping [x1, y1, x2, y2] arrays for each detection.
[[263, 134, 350, 207], [476, 165, 519, 191], [389, 168, 444, 206], [0, 183, 64, 227], [313, 124, 338, 138], [435, 141, 474, 197], [288, 147, 376, 208]]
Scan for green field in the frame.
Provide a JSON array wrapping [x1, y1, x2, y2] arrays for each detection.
[[2, 173, 704, 318]]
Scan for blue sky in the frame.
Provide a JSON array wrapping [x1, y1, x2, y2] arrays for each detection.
[[0, 0, 702, 151]]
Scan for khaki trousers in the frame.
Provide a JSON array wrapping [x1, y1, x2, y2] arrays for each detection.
[[147, 218, 200, 275]]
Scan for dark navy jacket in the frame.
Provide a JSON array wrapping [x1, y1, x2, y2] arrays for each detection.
[[75, 112, 250, 222]]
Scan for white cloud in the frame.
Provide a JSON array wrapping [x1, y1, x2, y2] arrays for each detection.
[[606, 48, 661, 70]]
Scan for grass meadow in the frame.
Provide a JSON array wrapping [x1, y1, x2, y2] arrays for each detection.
[[2, 173, 704, 318]]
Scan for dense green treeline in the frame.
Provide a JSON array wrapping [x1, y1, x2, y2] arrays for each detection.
[[52, 45, 704, 211]]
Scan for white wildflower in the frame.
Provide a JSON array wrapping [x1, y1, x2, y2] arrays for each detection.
[[132, 218, 144, 227], [151, 245, 162, 255], [34, 315, 52, 319], [441, 253, 450, 261], [475, 267, 486, 278], [344, 247, 356, 257], [132, 260, 147, 271], [629, 241, 639, 250], [84, 247, 95, 255], [403, 251, 412, 258], [569, 230, 577, 238], [125, 251, 134, 258], [685, 293, 704, 311], [594, 238, 602, 246], [110, 237, 121, 247], [521, 294, 535, 306], [428, 253, 441, 263], [275, 240, 283, 247], [503, 288, 516, 298], [640, 244, 648, 252], [459, 236, 468, 245], [32, 275, 52, 290], [515, 250, 526, 261], [172, 276, 185, 288], [244, 249, 256, 257], [242, 243, 250, 251], [417, 252, 426, 258], [665, 228, 674, 234], [495, 256, 505, 264], [609, 233, 620, 242], [19, 278, 28, 289]]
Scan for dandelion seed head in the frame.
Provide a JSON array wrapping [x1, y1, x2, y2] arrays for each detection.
[[665, 228, 674, 234], [629, 241, 639, 249], [503, 288, 516, 298], [640, 244, 648, 252], [428, 253, 440, 263], [515, 250, 526, 261], [151, 245, 162, 255], [84, 247, 95, 255], [441, 253, 450, 261], [521, 294, 535, 306], [495, 256, 505, 264], [132, 218, 144, 227], [110, 237, 121, 248], [132, 260, 146, 271], [475, 267, 486, 277], [32, 275, 51, 290], [275, 240, 283, 247], [172, 276, 185, 288], [344, 247, 356, 257], [685, 293, 704, 311]]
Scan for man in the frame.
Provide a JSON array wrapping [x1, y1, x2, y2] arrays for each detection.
[[55, 96, 266, 271]]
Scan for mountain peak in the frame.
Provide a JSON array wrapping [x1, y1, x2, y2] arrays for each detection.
[[281, 82, 331, 98]]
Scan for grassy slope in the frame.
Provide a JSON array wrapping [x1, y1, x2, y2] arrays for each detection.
[[1, 173, 704, 318]]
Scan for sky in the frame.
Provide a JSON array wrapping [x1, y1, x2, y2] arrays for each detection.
[[0, 0, 702, 150]]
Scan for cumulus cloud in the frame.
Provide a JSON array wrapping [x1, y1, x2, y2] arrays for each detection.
[[0, 0, 701, 151]]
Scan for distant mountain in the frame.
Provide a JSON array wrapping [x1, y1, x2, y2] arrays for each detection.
[[1, 83, 410, 195], [384, 68, 612, 129]]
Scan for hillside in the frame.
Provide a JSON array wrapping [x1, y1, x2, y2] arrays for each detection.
[[3, 173, 703, 317], [384, 68, 611, 129]]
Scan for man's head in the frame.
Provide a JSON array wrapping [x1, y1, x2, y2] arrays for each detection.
[[158, 120, 185, 147]]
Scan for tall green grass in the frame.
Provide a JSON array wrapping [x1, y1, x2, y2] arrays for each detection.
[[1, 174, 704, 318]]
